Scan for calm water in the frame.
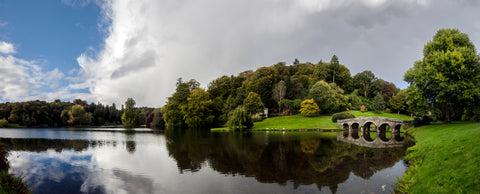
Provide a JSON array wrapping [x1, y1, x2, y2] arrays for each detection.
[[0, 128, 407, 194]]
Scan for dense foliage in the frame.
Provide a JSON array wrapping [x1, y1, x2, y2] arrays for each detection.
[[307, 81, 348, 114], [161, 53, 431, 129], [0, 99, 155, 128], [0, 99, 126, 127], [404, 28, 480, 122], [164, 79, 217, 129]]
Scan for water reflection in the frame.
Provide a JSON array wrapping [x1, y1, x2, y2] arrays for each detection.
[[166, 130, 407, 193], [0, 128, 407, 193]]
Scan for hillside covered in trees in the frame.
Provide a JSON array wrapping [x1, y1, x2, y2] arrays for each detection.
[[159, 56, 408, 130]]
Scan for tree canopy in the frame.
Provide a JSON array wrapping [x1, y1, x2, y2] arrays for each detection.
[[404, 28, 480, 122], [122, 98, 140, 128]]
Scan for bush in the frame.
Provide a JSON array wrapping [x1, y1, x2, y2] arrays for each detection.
[[331, 112, 355, 123], [251, 115, 262, 122], [299, 99, 320, 117], [278, 99, 302, 114], [0, 118, 7, 128], [413, 116, 431, 127], [360, 105, 367, 113], [0, 171, 32, 194], [385, 108, 392, 113], [370, 93, 386, 113]]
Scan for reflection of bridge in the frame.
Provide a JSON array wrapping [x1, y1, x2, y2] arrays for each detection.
[[336, 117, 412, 148]]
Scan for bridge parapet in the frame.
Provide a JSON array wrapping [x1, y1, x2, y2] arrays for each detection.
[[336, 117, 412, 148]]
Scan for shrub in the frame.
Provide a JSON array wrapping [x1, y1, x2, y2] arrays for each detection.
[[0, 118, 7, 128], [251, 115, 262, 122], [299, 99, 320, 117], [385, 108, 392, 113], [0, 171, 32, 194], [413, 116, 431, 127], [370, 93, 386, 113], [331, 112, 356, 123], [360, 105, 367, 113], [278, 99, 302, 114]]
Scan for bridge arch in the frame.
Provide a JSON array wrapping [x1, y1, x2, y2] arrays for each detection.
[[378, 123, 392, 142], [351, 123, 360, 139], [362, 121, 376, 142], [393, 124, 404, 141], [342, 123, 349, 137]]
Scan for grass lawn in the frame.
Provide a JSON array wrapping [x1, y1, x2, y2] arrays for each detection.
[[395, 122, 480, 193], [348, 110, 413, 120], [211, 110, 412, 131]]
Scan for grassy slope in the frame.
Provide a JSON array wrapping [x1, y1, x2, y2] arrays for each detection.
[[211, 110, 413, 131], [396, 122, 480, 193]]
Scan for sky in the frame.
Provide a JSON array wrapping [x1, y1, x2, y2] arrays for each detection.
[[1, 0, 480, 107]]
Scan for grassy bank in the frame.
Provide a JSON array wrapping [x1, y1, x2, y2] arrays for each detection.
[[395, 122, 480, 193], [211, 110, 412, 131]]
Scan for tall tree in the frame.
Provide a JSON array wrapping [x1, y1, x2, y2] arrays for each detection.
[[181, 88, 215, 129], [122, 98, 139, 128], [243, 67, 278, 109], [330, 55, 339, 84], [379, 80, 400, 102], [68, 104, 92, 126], [388, 90, 407, 115], [272, 80, 287, 103], [243, 92, 264, 114], [404, 28, 480, 123], [164, 79, 193, 129], [308, 81, 348, 114], [353, 70, 378, 98]]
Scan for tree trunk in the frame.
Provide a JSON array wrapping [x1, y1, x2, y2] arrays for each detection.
[[445, 104, 451, 124], [333, 71, 336, 84]]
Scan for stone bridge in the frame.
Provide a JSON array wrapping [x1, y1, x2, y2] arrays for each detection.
[[336, 117, 412, 148]]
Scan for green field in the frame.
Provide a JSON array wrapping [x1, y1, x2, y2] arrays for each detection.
[[348, 110, 413, 120], [211, 110, 413, 131], [395, 122, 480, 193]]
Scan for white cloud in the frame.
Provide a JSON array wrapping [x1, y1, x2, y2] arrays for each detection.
[[0, 42, 85, 102], [0, 55, 37, 100], [0, 41, 15, 54]]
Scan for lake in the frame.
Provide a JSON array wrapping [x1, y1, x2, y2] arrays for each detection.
[[0, 128, 407, 194]]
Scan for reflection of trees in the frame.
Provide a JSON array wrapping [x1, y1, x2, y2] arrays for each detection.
[[125, 133, 136, 154], [166, 130, 406, 192], [0, 138, 118, 153]]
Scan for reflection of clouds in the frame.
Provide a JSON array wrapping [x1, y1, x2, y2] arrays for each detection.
[[7, 134, 177, 194]]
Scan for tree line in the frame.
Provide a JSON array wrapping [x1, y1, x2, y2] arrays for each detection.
[[0, 99, 153, 128]]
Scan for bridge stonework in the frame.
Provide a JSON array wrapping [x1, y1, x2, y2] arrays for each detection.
[[336, 117, 412, 148]]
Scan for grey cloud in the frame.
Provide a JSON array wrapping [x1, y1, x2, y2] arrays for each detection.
[[74, 0, 480, 106], [111, 50, 156, 79]]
